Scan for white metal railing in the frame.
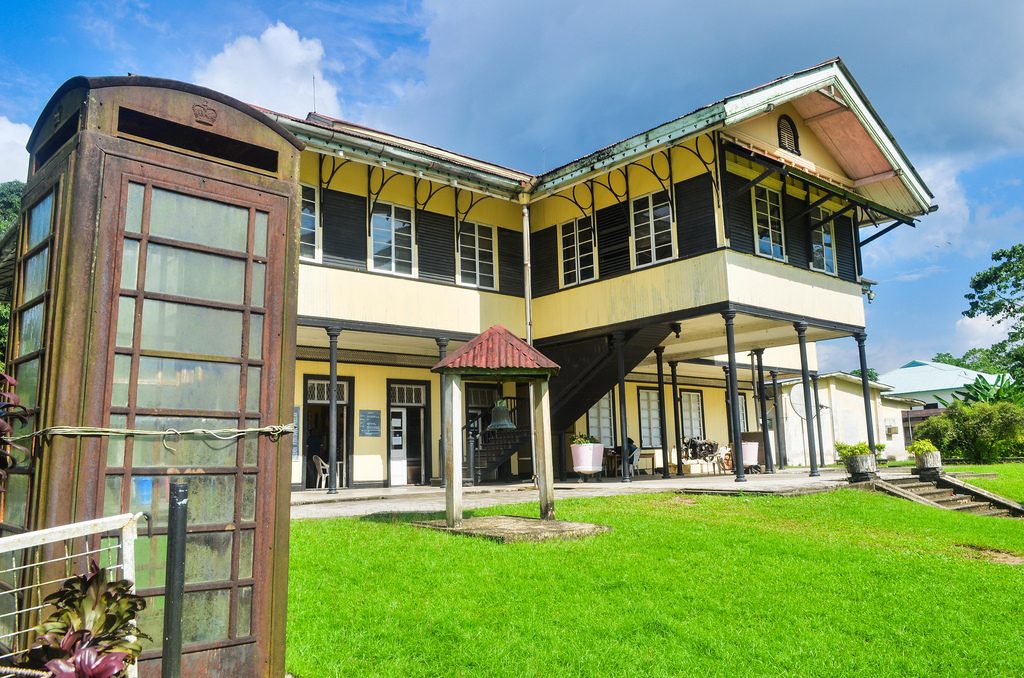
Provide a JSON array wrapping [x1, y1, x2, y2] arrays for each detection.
[[0, 513, 144, 678]]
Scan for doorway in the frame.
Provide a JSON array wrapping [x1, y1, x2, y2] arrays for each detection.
[[303, 376, 353, 489], [387, 381, 430, 486]]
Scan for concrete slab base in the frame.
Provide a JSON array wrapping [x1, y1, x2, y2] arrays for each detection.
[[414, 515, 610, 543]]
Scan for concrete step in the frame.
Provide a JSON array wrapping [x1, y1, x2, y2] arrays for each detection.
[[915, 487, 955, 499], [951, 501, 995, 512], [975, 507, 1011, 517], [887, 477, 926, 487], [935, 495, 972, 506]]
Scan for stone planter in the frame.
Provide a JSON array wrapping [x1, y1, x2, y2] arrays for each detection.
[[844, 453, 878, 482], [570, 443, 604, 474], [915, 450, 943, 481]]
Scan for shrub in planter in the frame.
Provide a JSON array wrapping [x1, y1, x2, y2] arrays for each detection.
[[569, 433, 604, 475], [908, 438, 942, 480], [836, 441, 877, 481]]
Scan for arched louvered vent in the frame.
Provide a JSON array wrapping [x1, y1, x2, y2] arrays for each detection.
[[778, 115, 800, 154]]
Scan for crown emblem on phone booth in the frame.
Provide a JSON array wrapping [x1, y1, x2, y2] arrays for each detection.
[[192, 102, 218, 126]]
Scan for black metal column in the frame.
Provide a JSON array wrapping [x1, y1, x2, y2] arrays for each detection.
[[655, 347, 670, 478], [723, 311, 745, 482], [436, 337, 449, 487], [614, 331, 630, 482], [162, 480, 188, 678], [795, 322, 819, 477], [753, 349, 775, 474], [326, 326, 341, 493], [670, 360, 683, 476], [812, 374, 825, 467], [855, 332, 878, 455], [770, 370, 787, 469]]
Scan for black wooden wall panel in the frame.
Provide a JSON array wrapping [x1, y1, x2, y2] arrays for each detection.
[[497, 227, 524, 296], [416, 210, 456, 284], [596, 201, 630, 278], [321, 188, 366, 269], [836, 214, 857, 283], [676, 173, 717, 258], [783, 192, 809, 269], [531, 227, 558, 297], [724, 172, 754, 255]]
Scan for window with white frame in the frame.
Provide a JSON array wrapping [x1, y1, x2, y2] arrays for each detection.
[[679, 390, 704, 440], [638, 388, 662, 448], [300, 185, 320, 261], [560, 215, 596, 286], [458, 221, 495, 289], [810, 206, 836, 274], [371, 202, 414, 275], [752, 185, 784, 261], [631, 190, 673, 268], [587, 391, 615, 448]]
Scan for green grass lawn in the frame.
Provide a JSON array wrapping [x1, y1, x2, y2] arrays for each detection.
[[953, 462, 1024, 501], [287, 490, 1024, 677]]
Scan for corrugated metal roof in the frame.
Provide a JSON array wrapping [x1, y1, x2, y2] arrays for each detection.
[[877, 360, 1005, 396], [432, 325, 559, 374]]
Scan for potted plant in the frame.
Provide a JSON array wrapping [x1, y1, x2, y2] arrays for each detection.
[[569, 433, 604, 476], [836, 441, 877, 482], [909, 439, 942, 481]]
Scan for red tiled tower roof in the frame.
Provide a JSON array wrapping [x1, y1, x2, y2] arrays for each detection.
[[432, 325, 559, 376]]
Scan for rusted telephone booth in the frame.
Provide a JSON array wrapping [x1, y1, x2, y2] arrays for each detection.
[[8, 76, 301, 675]]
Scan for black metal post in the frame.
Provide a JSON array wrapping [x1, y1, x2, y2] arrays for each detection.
[[436, 337, 449, 487], [162, 480, 188, 678], [467, 425, 476, 486], [722, 366, 732, 445], [670, 360, 683, 476], [655, 347, 670, 478], [754, 349, 774, 474], [326, 326, 341, 493], [795, 322, 819, 476], [770, 370, 787, 469], [723, 311, 746, 482], [855, 332, 878, 456], [812, 374, 825, 467], [614, 331, 630, 482]]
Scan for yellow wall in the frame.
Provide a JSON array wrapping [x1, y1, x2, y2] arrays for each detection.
[[532, 252, 730, 339], [723, 250, 864, 327], [531, 136, 715, 228], [298, 150, 522, 229], [298, 264, 526, 336], [730, 103, 848, 178], [532, 249, 863, 341], [568, 379, 758, 473], [293, 359, 443, 485]]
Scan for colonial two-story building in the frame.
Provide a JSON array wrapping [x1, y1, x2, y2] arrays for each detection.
[[253, 57, 934, 488], [2, 57, 936, 498]]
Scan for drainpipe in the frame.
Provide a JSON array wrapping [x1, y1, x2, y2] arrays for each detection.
[[522, 198, 537, 481]]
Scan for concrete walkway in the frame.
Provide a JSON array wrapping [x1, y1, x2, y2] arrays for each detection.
[[290, 468, 851, 519]]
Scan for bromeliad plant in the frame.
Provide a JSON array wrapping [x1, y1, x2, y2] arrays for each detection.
[[21, 560, 148, 678]]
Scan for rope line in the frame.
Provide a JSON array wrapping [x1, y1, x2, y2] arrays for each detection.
[[7, 423, 295, 453]]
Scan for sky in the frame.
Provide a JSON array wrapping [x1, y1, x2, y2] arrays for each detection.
[[1, 0, 1022, 375]]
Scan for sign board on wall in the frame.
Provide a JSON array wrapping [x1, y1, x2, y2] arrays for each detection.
[[359, 409, 381, 437]]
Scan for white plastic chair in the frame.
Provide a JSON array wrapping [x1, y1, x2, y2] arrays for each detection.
[[312, 455, 329, 489], [713, 445, 729, 476]]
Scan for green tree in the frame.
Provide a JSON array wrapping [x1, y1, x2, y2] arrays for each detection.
[[0, 180, 23, 233], [915, 401, 1024, 462], [0, 180, 20, 372], [850, 367, 878, 381]]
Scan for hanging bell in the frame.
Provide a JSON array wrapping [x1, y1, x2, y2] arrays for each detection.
[[487, 398, 517, 431]]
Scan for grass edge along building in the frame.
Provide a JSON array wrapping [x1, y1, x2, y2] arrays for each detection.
[[270, 55, 935, 489]]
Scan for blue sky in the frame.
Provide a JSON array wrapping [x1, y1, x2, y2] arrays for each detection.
[[1, 0, 1022, 374]]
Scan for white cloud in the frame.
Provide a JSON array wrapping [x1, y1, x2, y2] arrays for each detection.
[[193, 22, 342, 119], [0, 116, 30, 182], [953, 315, 1009, 352]]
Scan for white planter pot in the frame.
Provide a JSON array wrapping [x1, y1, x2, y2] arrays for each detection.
[[571, 443, 604, 474], [844, 453, 877, 481], [915, 451, 942, 470]]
